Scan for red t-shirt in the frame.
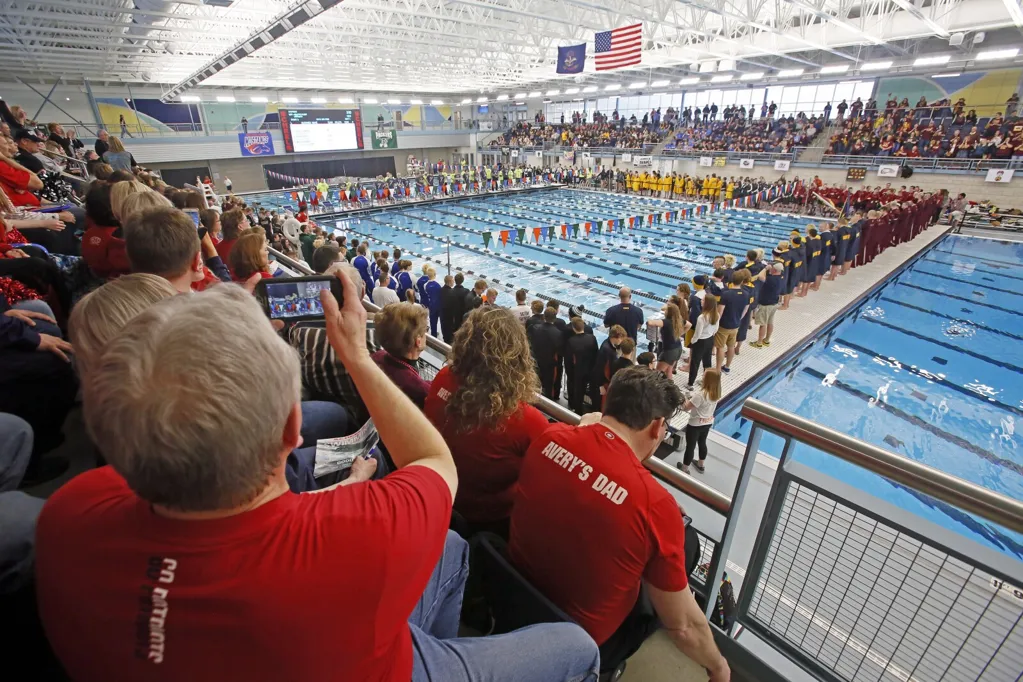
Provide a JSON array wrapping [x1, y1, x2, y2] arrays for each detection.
[[424, 365, 549, 523], [0, 162, 40, 207], [35, 465, 451, 682], [508, 422, 689, 645]]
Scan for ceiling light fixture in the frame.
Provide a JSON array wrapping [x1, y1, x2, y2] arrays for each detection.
[[311, 97, 327, 103], [431, 99, 445, 105], [497, 94, 509, 100], [565, 87, 580, 94], [250, 96, 269, 102], [913, 55, 950, 66], [528, 91, 542, 97], [460, 98, 472, 104], [364, 97, 378, 104], [820, 64, 849, 74], [604, 84, 621, 91], [387, 98, 401, 104], [976, 48, 1020, 60], [514, 92, 527, 98], [282, 96, 299, 103], [650, 79, 671, 87], [628, 81, 645, 89], [678, 77, 701, 85], [710, 74, 733, 82], [181, 95, 201, 102], [777, 68, 804, 77], [216, 95, 236, 102], [931, 72, 962, 78], [740, 72, 764, 81], [476, 96, 488, 103], [582, 85, 598, 93], [338, 96, 354, 103], [860, 60, 893, 71], [546, 89, 560, 95]]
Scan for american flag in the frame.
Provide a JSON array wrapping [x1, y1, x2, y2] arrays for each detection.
[[594, 24, 642, 71]]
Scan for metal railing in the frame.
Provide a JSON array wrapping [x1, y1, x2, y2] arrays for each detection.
[[953, 211, 1023, 234], [477, 143, 1023, 175], [55, 117, 479, 140], [733, 398, 1023, 682], [815, 153, 1023, 173]]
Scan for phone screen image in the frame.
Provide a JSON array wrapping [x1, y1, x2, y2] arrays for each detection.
[[183, 209, 201, 228], [263, 279, 332, 320]]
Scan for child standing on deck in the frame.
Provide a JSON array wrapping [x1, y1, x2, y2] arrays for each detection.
[[680, 368, 721, 475]]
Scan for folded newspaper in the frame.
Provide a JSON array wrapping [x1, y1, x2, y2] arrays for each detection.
[[314, 419, 379, 478]]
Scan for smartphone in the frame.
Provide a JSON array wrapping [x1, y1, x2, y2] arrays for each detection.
[[183, 208, 201, 229], [255, 275, 342, 322]]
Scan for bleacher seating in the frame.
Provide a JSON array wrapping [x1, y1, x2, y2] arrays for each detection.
[[826, 103, 1023, 158]]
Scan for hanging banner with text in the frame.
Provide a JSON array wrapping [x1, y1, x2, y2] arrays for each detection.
[[774, 159, 791, 171], [371, 130, 398, 149], [699, 156, 713, 167], [238, 131, 275, 157], [739, 158, 755, 169]]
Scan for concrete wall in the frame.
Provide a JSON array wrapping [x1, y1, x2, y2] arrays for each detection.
[[148, 146, 462, 193]]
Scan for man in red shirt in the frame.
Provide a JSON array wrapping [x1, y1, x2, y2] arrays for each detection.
[[509, 367, 729, 681], [36, 271, 600, 682]]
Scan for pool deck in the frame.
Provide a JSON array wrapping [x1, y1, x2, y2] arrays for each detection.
[[638, 220, 958, 682], [667, 219, 954, 430]]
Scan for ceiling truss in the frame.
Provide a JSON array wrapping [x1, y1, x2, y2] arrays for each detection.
[[0, 0, 1018, 96]]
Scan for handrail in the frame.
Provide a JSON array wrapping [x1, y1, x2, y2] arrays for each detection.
[[267, 245, 731, 514], [741, 398, 1023, 534]]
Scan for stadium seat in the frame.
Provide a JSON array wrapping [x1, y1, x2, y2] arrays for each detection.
[[473, 533, 629, 682]]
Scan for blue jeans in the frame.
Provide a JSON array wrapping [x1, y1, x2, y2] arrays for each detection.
[[0, 413, 45, 594], [285, 401, 354, 492], [12, 300, 61, 338], [410, 531, 600, 682]]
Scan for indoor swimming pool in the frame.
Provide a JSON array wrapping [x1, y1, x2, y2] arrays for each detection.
[[322, 188, 1022, 557], [716, 234, 1023, 558], [328, 187, 821, 331]]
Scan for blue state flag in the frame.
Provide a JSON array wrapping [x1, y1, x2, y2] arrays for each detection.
[[557, 44, 586, 74]]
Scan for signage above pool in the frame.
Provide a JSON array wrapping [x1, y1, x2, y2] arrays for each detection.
[[238, 131, 275, 157]]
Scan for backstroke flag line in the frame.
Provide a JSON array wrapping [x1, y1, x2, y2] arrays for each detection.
[[595, 24, 642, 71]]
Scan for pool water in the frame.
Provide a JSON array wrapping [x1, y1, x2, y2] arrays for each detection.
[[326, 188, 819, 333], [715, 234, 1023, 558]]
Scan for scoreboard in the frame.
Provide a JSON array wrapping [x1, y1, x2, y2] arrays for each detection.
[[846, 167, 867, 181], [278, 108, 364, 153]]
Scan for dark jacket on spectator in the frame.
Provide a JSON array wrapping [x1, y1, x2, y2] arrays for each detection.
[[446, 283, 469, 333], [462, 289, 484, 322], [94, 138, 109, 158], [438, 283, 458, 341], [371, 349, 430, 409], [49, 133, 72, 158]]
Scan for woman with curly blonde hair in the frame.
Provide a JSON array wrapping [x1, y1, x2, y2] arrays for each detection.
[[424, 306, 547, 535]]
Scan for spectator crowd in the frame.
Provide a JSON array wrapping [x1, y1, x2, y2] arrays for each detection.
[[824, 93, 1023, 158], [1, 97, 743, 682], [0, 91, 967, 682]]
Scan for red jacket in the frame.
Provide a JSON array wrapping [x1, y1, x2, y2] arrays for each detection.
[[215, 237, 237, 265], [81, 224, 131, 280]]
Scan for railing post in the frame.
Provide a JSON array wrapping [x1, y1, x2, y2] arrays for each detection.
[[703, 423, 764, 621]]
